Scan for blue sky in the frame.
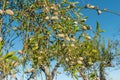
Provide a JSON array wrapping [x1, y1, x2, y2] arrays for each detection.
[[80, 0, 120, 39]]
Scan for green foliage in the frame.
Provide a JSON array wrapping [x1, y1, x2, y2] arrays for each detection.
[[0, 0, 119, 80]]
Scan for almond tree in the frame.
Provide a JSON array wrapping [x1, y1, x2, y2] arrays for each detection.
[[0, 0, 119, 80]]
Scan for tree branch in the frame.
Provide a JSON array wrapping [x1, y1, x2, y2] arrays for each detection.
[[77, 69, 87, 80], [40, 65, 51, 80], [27, 72, 34, 80], [51, 61, 61, 79]]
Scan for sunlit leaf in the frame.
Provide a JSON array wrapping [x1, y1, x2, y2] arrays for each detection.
[[3, 52, 15, 59]]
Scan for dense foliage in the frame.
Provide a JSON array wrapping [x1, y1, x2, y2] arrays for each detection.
[[0, 0, 119, 80]]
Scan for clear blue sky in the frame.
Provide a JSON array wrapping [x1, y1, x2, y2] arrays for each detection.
[[80, 0, 120, 39]]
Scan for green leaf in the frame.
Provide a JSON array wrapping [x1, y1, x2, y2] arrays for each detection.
[[96, 21, 100, 32], [8, 56, 18, 61], [72, 70, 79, 80], [100, 30, 105, 33], [96, 22, 105, 33], [3, 52, 15, 59], [75, 26, 79, 31], [74, 74, 78, 80]]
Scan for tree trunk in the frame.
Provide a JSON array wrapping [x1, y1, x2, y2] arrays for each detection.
[[78, 69, 87, 80], [42, 65, 54, 80], [41, 61, 60, 80], [46, 75, 53, 80], [100, 63, 106, 80]]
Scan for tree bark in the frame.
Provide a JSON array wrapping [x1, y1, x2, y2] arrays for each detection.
[[100, 63, 106, 80], [78, 69, 87, 80], [41, 63, 60, 80], [46, 75, 52, 80]]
